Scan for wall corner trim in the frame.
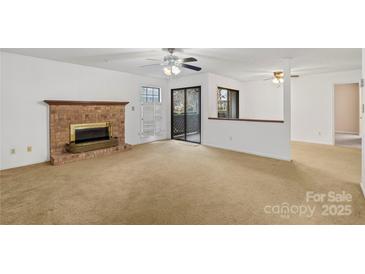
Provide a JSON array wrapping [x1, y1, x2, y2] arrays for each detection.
[[361, 183, 365, 199]]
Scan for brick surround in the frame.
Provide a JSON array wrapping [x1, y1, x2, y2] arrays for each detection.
[[44, 100, 130, 165]]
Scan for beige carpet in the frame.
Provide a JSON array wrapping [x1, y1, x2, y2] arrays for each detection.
[[1, 140, 364, 224]]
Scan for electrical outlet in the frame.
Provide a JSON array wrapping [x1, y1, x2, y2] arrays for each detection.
[[10, 148, 16, 155], [27, 146, 32, 152]]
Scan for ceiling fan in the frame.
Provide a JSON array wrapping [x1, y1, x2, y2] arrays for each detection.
[[140, 48, 202, 77], [264, 71, 299, 85]]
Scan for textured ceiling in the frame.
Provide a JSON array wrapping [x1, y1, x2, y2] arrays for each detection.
[[2, 48, 361, 81]]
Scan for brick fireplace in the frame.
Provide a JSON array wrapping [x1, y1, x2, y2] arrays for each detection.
[[44, 100, 131, 165]]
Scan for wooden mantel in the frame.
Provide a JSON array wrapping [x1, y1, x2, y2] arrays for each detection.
[[44, 100, 129, 105]]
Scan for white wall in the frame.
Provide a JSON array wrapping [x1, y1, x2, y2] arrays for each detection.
[[241, 80, 283, 120], [205, 72, 291, 160], [238, 70, 361, 145], [0, 52, 169, 170], [291, 70, 361, 144], [169, 72, 292, 161]]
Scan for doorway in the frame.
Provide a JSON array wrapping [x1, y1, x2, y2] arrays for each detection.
[[334, 83, 361, 149], [171, 86, 201, 143]]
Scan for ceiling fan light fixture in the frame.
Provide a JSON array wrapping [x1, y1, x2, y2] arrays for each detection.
[[143, 48, 201, 77], [272, 78, 279, 84], [171, 65, 181, 75], [272, 71, 284, 85], [163, 67, 172, 76]]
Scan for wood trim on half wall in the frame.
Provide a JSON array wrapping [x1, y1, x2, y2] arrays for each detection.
[[208, 117, 284, 123]]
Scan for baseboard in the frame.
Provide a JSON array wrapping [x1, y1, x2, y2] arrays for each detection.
[[0, 161, 51, 172], [203, 143, 291, 161], [291, 139, 332, 146], [335, 131, 360, 135], [139, 135, 169, 144]]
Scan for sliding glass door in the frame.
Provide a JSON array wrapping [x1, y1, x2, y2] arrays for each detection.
[[171, 86, 201, 143], [171, 88, 186, 141]]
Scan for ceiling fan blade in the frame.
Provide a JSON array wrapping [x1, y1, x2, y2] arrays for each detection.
[[290, 75, 300, 78], [263, 78, 273, 81], [139, 63, 161, 67], [146, 58, 161, 61], [182, 64, 202, 71], [181, 57, 197, 63]]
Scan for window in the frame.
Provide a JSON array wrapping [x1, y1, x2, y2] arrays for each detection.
[[217, 87, 239, 118], [141, 86, 161, 103], [140, 86, 162, 137]]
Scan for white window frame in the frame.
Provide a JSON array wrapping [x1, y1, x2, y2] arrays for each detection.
[[141, 86, 161, 104], [140, 86, 162, 137]]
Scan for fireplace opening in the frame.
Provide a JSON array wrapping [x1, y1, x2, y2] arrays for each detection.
[[69, 122, 113, 144], [66, 122, 118, 153], [75, 127, 110, 144]]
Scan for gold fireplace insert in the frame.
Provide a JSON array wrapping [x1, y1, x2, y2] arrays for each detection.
[[66, 122, 118, 153], [70, 122, 112, 143]]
